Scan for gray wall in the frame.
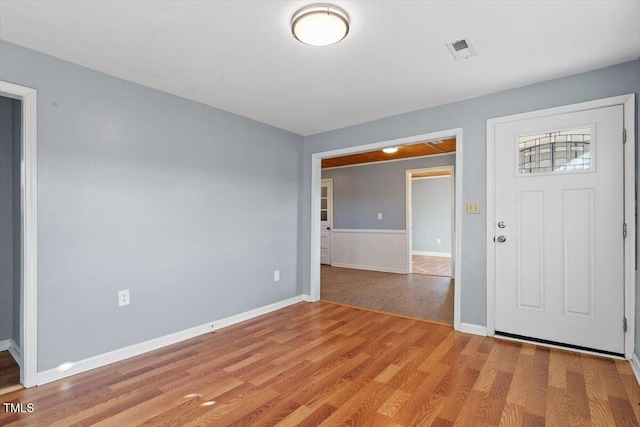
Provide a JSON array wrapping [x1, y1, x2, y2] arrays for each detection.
[[11, 98, 21, 346], [321, 154, 455, 230], [0, 40, 638, 368], [0, 41, 303, 371], [303, 60, 640, 330], [0, 97, 13, 341], [412, 177, 452, 253]]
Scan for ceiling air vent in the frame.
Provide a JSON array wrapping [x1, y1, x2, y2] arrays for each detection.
[[446, 37, 477, 61]]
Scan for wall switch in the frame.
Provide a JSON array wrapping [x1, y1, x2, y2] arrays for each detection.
[[118, 289, 130, 307], [467, 202, 481, 214], [377, 213, 382, 220], [437, 238, 441, 244], [274, 270, 280, 282]]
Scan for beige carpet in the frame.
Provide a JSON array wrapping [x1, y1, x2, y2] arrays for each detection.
[[321, 265, 454, 324]]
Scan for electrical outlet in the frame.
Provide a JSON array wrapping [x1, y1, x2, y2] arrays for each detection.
[[377, 213, 382, 220], [209, 323, 216, 333], [274, 270, 280, 282], [118, 289, 130, 307], [437, 238, 441, 244]]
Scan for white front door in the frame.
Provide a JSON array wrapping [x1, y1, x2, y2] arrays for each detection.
[[493, 104, 625, 354], [320, 179, 333, 265]]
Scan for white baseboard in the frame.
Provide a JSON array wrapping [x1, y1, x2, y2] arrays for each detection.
[[37, 294, 310, 385], [0, 339, 22, 368], [301, 294, 312, 302], [631, 353, 640, 387], [412, 251, 451, 258], [460, 323, 488, 336], [9, 340, 22, 368], [331, 262, 406, 275]]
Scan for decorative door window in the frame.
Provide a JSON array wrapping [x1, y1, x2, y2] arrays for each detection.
[[321, 186, 328, 221], [518, 127, 592, 174]]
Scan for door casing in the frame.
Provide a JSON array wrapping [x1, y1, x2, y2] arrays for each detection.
[[405, 166, 455, 276], [0, 80, 38, 387], [486, 94, 636, 359], [310, 128, 464, 331]]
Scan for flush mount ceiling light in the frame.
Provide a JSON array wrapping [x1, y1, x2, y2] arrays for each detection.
[[382, 147, 399, 154], [292, 4, 350, 46]]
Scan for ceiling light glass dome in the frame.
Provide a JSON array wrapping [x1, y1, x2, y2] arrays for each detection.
[[292, 4, 350, 46]]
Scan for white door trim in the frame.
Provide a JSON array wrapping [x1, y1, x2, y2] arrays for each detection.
[[405, 166, 455, 276], [0, 80, 38, 387], [486, 94, 635, 359], [310, 128, 463, 331]]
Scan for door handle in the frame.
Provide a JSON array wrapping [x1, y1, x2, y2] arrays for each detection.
[[327, 227, 331, 230], [497, 235, 506, 243]]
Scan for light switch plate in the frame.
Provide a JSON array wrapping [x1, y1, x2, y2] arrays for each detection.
[[467, 202, 480, 214]]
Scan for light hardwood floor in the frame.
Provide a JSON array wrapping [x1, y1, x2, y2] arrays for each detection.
[[1, 302, 639, 426], [0, 351, 20, 391], [412, 255, 451, 277]]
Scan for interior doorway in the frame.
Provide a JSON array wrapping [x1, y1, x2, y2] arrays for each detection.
[[0, 81, 38, 389], [0, 95, 21, 393], [311, 128, 463, 330], [406, 166, 454, 278]]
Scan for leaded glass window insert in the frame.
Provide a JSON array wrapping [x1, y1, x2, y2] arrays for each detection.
[[320, 186, 328, 221], [518, 127, 591, 174]]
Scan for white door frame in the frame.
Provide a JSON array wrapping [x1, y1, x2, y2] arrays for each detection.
[[320, 178, 333, 265], [405, 166, 455, 275], [0, 81, 38, 387], [486, 94, 635, 359], [310, 128, 463, 331]]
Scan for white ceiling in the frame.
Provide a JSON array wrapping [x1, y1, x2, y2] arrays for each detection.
[[1, 1, 639, 136]]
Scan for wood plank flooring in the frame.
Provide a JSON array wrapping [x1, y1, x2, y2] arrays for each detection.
[[1, 301, 639, 426], [321, 265, 453, 324], [0, 351, 20, 390], [412, 255, 451, 277]]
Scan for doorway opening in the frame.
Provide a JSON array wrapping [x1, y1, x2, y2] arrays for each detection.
[[0, 95, 21, 393], [0, 81, 38, 390], [406, 166, 454, 278], [310, 129, 463, 330]]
